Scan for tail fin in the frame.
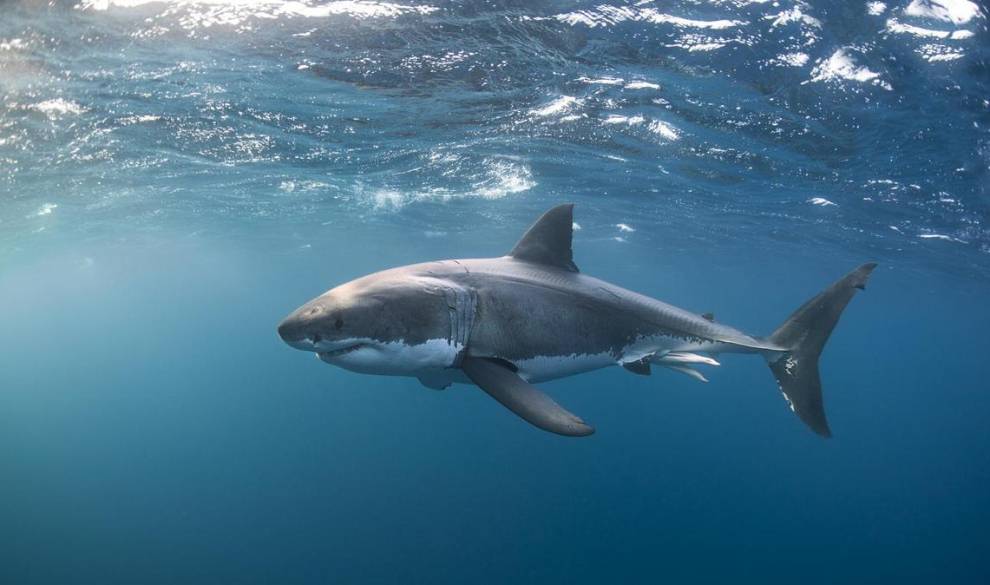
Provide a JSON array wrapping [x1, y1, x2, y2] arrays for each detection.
[[765, 263, 877, 437]]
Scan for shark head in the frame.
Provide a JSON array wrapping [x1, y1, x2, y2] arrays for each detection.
[[277, 268, 461, 375]]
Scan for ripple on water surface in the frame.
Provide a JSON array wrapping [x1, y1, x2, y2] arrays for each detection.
[[0, 0, 987, 277]]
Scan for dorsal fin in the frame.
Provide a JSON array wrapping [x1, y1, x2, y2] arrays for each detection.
[[508, 203, 579, 272]]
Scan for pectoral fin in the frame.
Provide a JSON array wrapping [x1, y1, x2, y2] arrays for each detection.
[[461, 355, 595, 437]]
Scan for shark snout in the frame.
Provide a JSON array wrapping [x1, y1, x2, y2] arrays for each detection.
[[277, 312, 323, 351], [278, 299, 332, 349], [277, 318, 304, 348]]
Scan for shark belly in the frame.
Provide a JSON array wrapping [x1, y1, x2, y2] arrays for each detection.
[[514, 351, 616, 383]]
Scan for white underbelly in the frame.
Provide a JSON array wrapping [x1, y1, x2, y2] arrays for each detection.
[[513, 352, 615, 383], [325, 337, 461, 376]]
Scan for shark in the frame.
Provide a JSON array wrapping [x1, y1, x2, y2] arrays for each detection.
[[278, 204, 875, 437]]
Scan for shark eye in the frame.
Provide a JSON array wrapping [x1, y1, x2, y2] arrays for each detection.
[[334, 317, 344, 330]]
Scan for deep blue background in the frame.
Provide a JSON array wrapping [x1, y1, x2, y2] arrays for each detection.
[[2, 1, 989, 583]]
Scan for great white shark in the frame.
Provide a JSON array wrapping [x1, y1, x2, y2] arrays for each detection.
[[278, 204, 875, 437]]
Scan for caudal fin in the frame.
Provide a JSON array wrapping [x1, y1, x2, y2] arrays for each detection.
[[765, 263, 877, 437]]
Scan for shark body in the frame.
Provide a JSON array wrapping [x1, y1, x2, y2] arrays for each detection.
[[279, 204, 875, 437]]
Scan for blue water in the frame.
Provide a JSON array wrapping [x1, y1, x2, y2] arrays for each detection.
[[2, 0, 989, 583]]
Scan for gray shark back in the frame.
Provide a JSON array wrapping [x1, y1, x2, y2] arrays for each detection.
[[427, 257, 777, 365]]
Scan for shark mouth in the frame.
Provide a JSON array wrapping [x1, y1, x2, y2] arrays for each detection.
[[318, 343, 365, 359]]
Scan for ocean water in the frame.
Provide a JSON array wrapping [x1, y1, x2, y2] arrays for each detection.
[[2, 0, 989, 582]]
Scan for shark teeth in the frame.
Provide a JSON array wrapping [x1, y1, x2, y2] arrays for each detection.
[[318, 343, 365, 360]]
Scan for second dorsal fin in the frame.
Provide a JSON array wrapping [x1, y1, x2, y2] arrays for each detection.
[[508, 204, 579, 272]]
